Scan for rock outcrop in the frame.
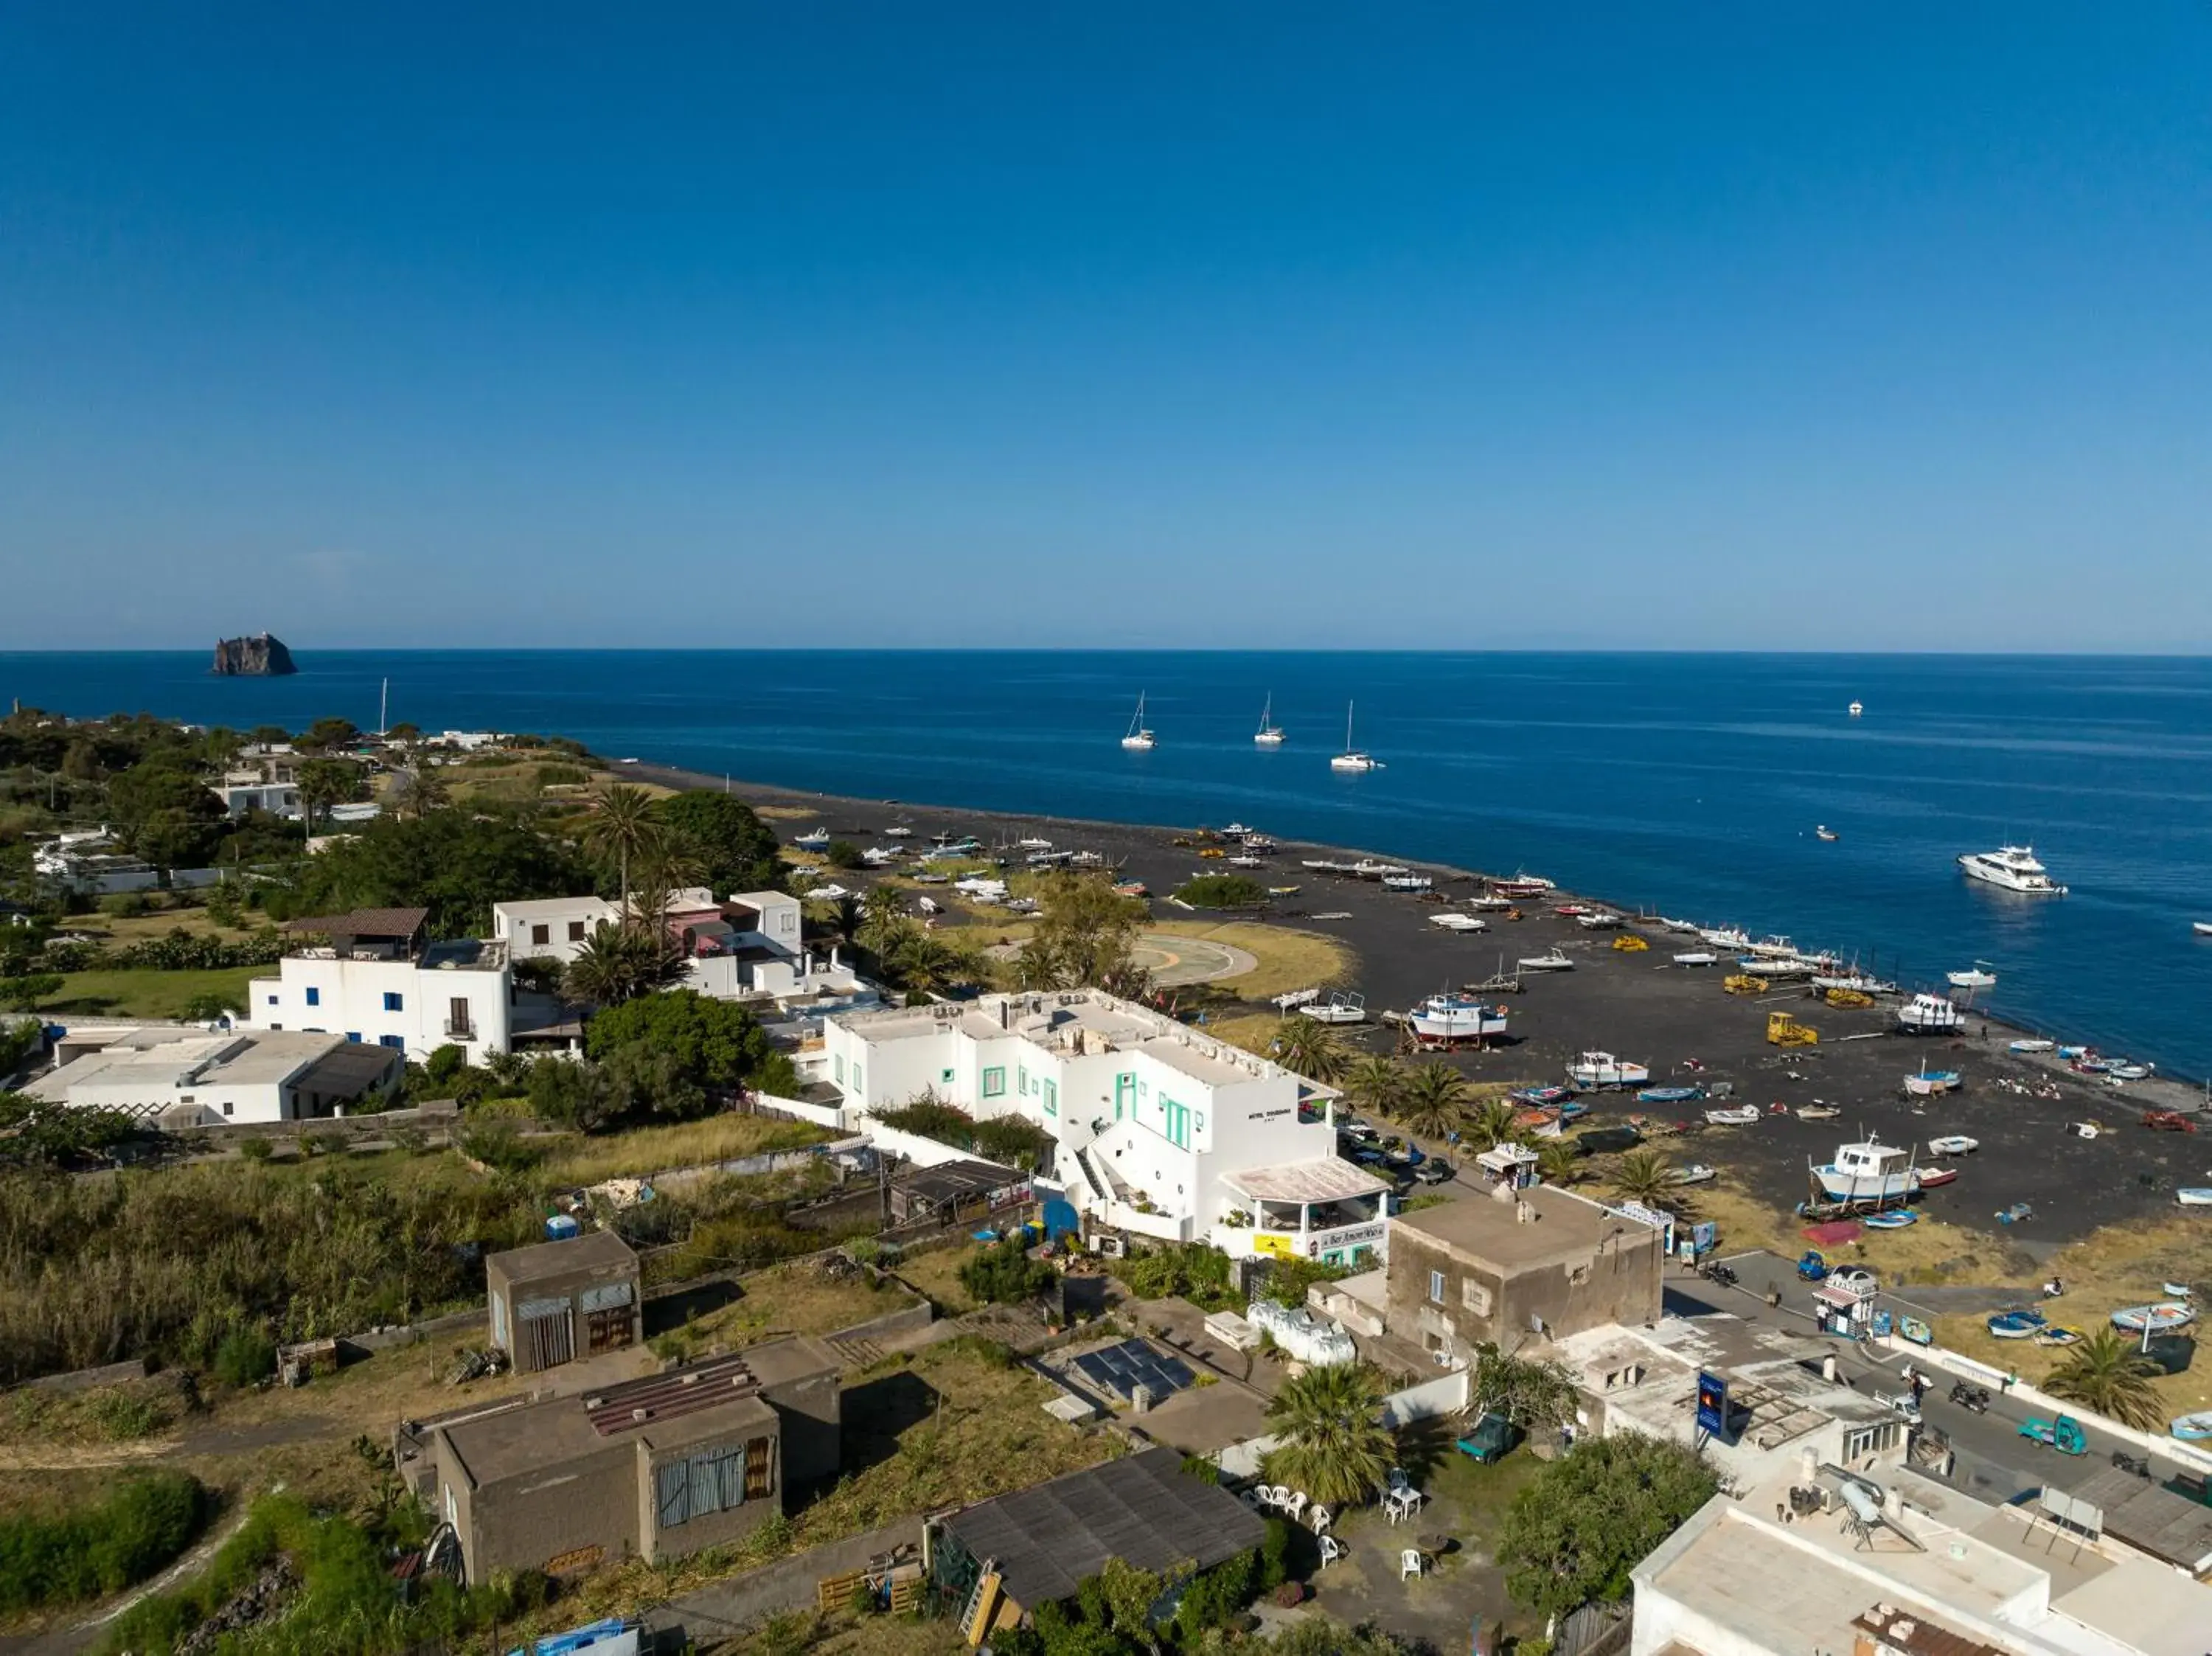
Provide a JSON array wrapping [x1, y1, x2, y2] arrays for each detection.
[[211, 633, 298, 676]]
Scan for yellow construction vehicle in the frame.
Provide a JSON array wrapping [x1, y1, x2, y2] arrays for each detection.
[[1724, 973, 1769, 996], [1766, 1011, 1819, 1046], [1612, 933, 1650, 952], [1823, 986, 1874, 1009]]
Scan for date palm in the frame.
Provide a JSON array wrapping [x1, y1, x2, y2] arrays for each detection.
[[1346, 1055, 1407, 1121], [1463, 1095, 1522, 1152], [562, 920, 684, 1006], [858, 884, 905, 950], [1536, 1138, 1585, 1187], [1270, 1017, 1351, 1085], [584, 784, 660, 908], [2046, 1329, 2165, 1430], [1609, 1147, 1678, 1206], [1262, 1362, 1396, 1507], [1395, 1062, 1468, 1143]]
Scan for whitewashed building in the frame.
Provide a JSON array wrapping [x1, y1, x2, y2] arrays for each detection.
[[821, 989, 1383, 1262], [494, 888, 868, 1009], [24, 1026, 400, 1126], [243, 907, 514, 1063], [492, 895, 621, 964]]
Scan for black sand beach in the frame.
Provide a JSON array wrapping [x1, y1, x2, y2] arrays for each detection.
[[627, 760, 2211, 1251]]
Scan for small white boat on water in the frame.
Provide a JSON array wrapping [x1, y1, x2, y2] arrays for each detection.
[[1253, 695, 1286, 747], [1121, 693, 1157, 751], [1815, 825, 1839, 841], [1810, 1135, 1921, 1203], [1948, 961, 1998, 990], [1410, 993, 1509, 1045], [1568, 1051, 1649, 1089], [1329, 703, 1380, 772], [1848, 700, 1863, 717], [1959, 845, 2065, 896], [2195, 922, 2212, 937], [2112, 1302, 2197, 1335], [1673, 951, 1719, 967], [1300, 991, 1367, 1025], [1896, 993, 1964, 1034], [1704, 1106, 1760, 1126], [793, 827, 832, 852], [1518, 947, 1574, 972]]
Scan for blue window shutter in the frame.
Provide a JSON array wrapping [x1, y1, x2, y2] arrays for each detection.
[[305, 987, 319, 1006]]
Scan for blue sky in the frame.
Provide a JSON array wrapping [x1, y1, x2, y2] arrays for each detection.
[[4, 4, 2209, 650]]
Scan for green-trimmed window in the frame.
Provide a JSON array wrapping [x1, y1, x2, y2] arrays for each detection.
[[983, 1066, 1006, 1098], [1042, 1080, 1058, 1117]]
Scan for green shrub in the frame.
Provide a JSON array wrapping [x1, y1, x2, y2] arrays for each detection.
[[211, 1326, 277, 1388], [425, 1043, 468, 1084], [100, 891, 151, 918], [823, 840, 865, 869], [86, 1386, 166, 1441], [1171, 874, 1270, 909], [958, 1244, 1057, 1307], [236, 1137, 274, 1163], [0, 1471, 206, 1613], [535, 762, 589, 789]]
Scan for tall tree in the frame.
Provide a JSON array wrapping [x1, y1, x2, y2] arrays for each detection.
[[1468, 1340, 1579, 1433], [1395, 1062, 1468, 1141], [1345, 1055, 1406, 1121], [2045, 1330, 2165, 1430], [296, 756, 366, 838], [584, 784, 660, 907], [1464, 1095, 1523, 1151], [1262, 1363, 1396, 1506], [392, 767, 452, 821], [563, 921, 686, 1006], [652, 790, 782, 894], [1498, 1433, 1716, 1618], [1028, 872, 1146, 987]]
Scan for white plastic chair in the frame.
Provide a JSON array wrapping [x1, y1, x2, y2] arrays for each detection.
[[1401, 1547, 1424, 1580], [1309, 1504, 1331, 1532], [1282, 1491, 1307, 1523], [1319, 1534, 1346, 1568], [1386, 1466, 1411, 1493]]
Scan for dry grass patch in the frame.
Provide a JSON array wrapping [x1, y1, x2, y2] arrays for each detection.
[[1147, 919, 1352, 1003], [894, 1244, 984, 1315], [705, 1610, 970, 1656], [653, 1262, 914, 1362], [534, 1115, 830, 1186]]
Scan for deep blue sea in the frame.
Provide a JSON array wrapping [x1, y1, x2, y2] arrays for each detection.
[[8, 650, 2211, 1077]]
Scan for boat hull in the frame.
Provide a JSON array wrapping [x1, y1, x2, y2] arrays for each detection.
[[1811, 1169, 1919, 1203]]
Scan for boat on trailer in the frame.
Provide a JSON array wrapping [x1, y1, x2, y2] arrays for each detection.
[[1301, 991, 1367, 1025], [1809, 1135, 1920, 1203], [1568, 1051, 1649, 1089], [1408, 993, 1509, 1046]]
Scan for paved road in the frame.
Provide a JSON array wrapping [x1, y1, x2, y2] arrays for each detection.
[[1689, 1252, 2191, 1502]]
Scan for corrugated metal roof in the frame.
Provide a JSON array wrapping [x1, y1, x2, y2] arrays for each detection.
[[942, 1447, 1264, 1609], [2065, 1464, 2212, 1572]]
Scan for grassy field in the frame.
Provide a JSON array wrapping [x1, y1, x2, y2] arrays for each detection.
[[893, 1243, 983, 1315], [532, 1114, 831, 1186], [1147, 918, 1352, 1002], [705, 1611, 969, 1656], [35, 966, 261, 1020], [652, 1260, 915, 1363]]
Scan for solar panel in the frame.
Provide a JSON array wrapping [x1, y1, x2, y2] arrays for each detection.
[[1071, 1340, 1194, 1403]]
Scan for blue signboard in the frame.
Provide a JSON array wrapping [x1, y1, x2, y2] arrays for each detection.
[[1695, 1370, 1729, 1438]]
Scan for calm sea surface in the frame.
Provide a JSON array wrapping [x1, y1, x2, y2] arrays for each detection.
[[8, 650, 2211, 1076]]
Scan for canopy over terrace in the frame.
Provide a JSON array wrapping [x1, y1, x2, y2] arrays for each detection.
[[1220, 1158, 1394, 1265]]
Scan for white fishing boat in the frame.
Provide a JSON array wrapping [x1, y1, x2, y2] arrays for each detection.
[[1427, 913, 1486, 931], [861, 846, 903, 866], [1815, 825, 1839, 841], [1658, 916, 1701, 933], [1382, 873, 1433, 891], [1705, 1106, 1760, 1126], [1068, 849, 1107, 868], [793, 827, 832, 852], [1329, 703, 1381, 772], [2195, 922, 2212, 937], [804, 881, 853, 902], [1673, 951, 1719, 967], [1121, 694, 1156, 751], [1518, 947, 1574, 972], [2008, 1038, 2054, 1054], [1927, 1135, 1978, 1157], [1739, 956, 1815, 978], [1895, 993, 1964, 1035], [1352, 859, 1409, 878], [1958, 845, 2065, 895], [1300, 991, 1367, 1025], [1227, 854, 1265, 869], [1410, 993, 1509, 1044], [883, 824, 914, 838], [1848, 700, 1863, 717], [1014, 835, 1053, 851], [1809, 1135, 1921, 1203], [1813, 973, 1897, 995], [1271, 987, 1321, 1010], [1700, 926, 1752, 950], [1225, 822, 1253, 835], [1745, 935, 1801, 959], [2112, 1302, 2197, 1335], [1947, 962, 1998, 990], [1670, 1163, 1719, 1185], [2176, 1189, 2212, 1208], [1575, 911, 1624, 930], [1567, 1051, 1649, 1089], [1253, 695, 1286, 747], [1466, 894, 1514, 911]]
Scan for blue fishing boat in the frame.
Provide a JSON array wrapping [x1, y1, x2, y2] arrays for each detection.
[[1987, 1308, 2048, 1340], [2170, 1412, 2212, 1441], [1863, 1211, 1917, 1229], [1636, 1085, 1707, 1105]]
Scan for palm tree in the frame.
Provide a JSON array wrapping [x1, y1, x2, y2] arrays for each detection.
[[1011, 937, 1067, 992], [1536, 1138, 1585, 1187], [1345, 1055, 1406, 1121], [1610, 1147, 1678, 1206], [1262, 1363, 1396, 1507], [584, 784, 661, 908], [2046, 1330, 2165, 1430], [859, 885, 905, 950], [1395, 1062, 1468, 1143], [1463, 1095, 1522, 1152], [1270, 1017, 1352, 1085], [394, 766, 452, 821], [562, 920, 684, 1006]]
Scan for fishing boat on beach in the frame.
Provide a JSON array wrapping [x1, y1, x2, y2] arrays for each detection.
[[1383, 873, 1433, 892], [1466, 894, 1513, 911], [1568, 1051, 1649, 1089], [1863, 1210, 1916, 1229], [793, 827, 832, 852], [1809, 1135, 1921, 1203], [1896, 994, 1964, 1035], [1518, 947, 1573, 972], [2008, 1038, 2054, 1054], [1121, 693, 1157, 751], [1813, 972, 1896, 995], [2112, 1302, 2197, 1335], [1795, 1104, 1841, 1121], [1428, 912, 1486, 931], [1271, 987, 1321, 1011], [1739, 955, 1815, 978], [1512, 1085, 1576, 1108], [1700, 926, 1752, 950], [1670, 1163, 1717, 1186], [1705, 1105, 1760, 1125], [1673, 951, 1719, 967], [1637, 1085, 1706, 1105], [1409, 993, 1509, 1046], [1253, 694, 1285, 747], [1300, 991, 1367, 1025], [1987, 1309, 2048, 1340], [2177, 1189, 2212, 1208], [2171, 1413, 2212, 1441], [1905, 1066, 1961, 1098]]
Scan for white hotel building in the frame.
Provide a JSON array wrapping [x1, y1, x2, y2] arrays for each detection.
[[244, 907, 514, 1065], [821, 989, 1391, 1267]]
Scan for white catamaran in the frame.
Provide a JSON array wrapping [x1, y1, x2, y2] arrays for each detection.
[[1253, 693, 1286, 747]]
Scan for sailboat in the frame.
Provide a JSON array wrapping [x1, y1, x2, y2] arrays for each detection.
[[1121, 694, 1156, 751], [1329, 702, 1380, 772], [1253, 694, 1286, 747]]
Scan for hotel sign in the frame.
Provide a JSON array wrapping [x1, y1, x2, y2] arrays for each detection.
[[1307, 1222, 1385, 1258]]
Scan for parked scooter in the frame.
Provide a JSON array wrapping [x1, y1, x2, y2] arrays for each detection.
[[2112, 1450, 2152, 1478], [1949, 1381, 1991, 1413], [1700, 1262, 1739, 1289]]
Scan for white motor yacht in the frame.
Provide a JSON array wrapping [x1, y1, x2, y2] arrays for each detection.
[[1947, 961, 1998, 990], [1329, 702, 1380, 771], [1410, 993, 1509, 1045], [793, 827, 832, 852], [1567, 1051, 1649, 1089], [1121, 693, 1156, 751], [1253, 695, 1286, 747], [1896, 993, 1963, 1034], [1958, 845, 2065, 894]]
